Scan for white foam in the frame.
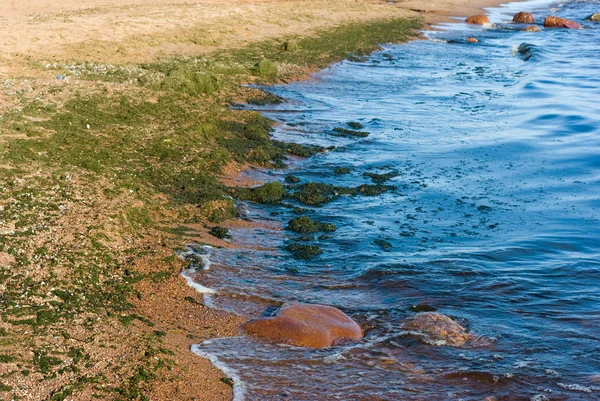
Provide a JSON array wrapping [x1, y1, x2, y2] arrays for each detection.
[[191, 342, 247, 401], [557, 383, 593, 393], [181, 268, 216, 294]]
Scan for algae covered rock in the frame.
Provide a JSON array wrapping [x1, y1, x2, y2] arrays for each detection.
[[285, 243, 323, 260], [256, 58, 277, 77], [524, 26, 541, 32], [465, 15, 490, 25], [287, 216, 336, 234], [242, 303, 363, 348], [234, 182, 285, 203]]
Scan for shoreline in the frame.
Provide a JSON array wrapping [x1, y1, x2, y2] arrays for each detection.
[[0, 0, 536, 399]]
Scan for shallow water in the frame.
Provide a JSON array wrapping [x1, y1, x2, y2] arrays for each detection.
[[188, 1, 600, 399]]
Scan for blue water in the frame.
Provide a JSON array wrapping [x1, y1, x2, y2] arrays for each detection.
[[188, 1, 600, 399]]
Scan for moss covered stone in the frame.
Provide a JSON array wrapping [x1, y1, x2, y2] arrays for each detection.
[[285, 243, 323, 260], [287, 216, 336, 234], [209, 226, 230, 239], [347, 121, 364, 130], [234, 182, 286, 203], [334, 167, 351, 175], [285, 175, 301, 183], [331, 127, 369, 138], [363, 171, 399, 184]]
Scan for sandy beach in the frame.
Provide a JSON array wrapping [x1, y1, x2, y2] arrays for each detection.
[[0, 0, 519, 399]]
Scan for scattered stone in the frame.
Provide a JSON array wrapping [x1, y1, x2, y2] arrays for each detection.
[[281, 40, 299, 51], [524, 25, 541, 32], [587, 13, 600, 21], [242, 303, 363, 348], [467, 37, 479, 43], [233, 182, 285, 203], [465, 15, 490, 25], [403, 312, 472, 346], [373, 239, 393, 251], [544, 16, 581, 29], [0, 252, 16, 266], [512, 12, 535, 24]]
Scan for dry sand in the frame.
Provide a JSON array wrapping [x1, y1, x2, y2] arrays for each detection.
[[0, 0, 518, 400]]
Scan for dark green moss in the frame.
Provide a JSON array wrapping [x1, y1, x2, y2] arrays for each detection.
[[220, 377, 235, 387], [209, 226, 230, 239], [247, 93, 283, 106], [0, 354, 16, 363], [331, 127, 369, 138], [409, 304, 437, 313], [233, 182, 285, 203], [373, 239, 393, 252], [287, 216, 336, 234], [285, 243, 323, 260], [477, 205, 493, 212], [184, 296, 203, 305], [347, 121, 364, 130], [285, 175, 301, 184], [356, 184, 394, 196], [363, 171, 399, 184], [334, 167, 351, 175], [290, 182, 337, 205], [272, 140, 329, 158]]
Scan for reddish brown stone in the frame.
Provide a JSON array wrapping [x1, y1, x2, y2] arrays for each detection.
[[512, 12, 535, 24], [242, 303, 363, 348], [466, 37, 479, 43], [465, 14, 490, 25], [544, 16, 581, 29]]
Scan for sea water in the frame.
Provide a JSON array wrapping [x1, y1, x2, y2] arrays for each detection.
[[187, 0, 600, 399]]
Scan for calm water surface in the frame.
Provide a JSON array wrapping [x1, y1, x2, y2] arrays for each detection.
[[187, 0, 600, 399]]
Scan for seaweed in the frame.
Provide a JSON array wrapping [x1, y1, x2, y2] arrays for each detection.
[[209, 226, 230, 239], [363, 171, 399, 184], [233, 182, 286, 203], [287, 216, 336, 234], [285, 244, 323, 260], [331, 127, 369, 138]]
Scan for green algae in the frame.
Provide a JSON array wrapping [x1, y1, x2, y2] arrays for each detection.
[[347, 121, 364, 130], [285, 175, 301, 183], [246, 92, 283, 106], [331, 127, 370, 138], [373, 239, 393, 252], [363, 171, 399, 184], [209, 226, 230, 239], [233, 182, 286, 203], [285, 243, 323, 260], [290, 182, 337, 205], [287, 216, 336, 234], [334, 167, 351, 175]]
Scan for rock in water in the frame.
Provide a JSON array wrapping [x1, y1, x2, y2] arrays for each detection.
[[465, 15, 490, 25], [544, 16, 581, 29], [242, 303, 363, 348], [512, 12, 535, 23], [524, 25, 542, 32], [587, 13, 600, 21], [403, 312, 472, 346], [467, 37, 479, 43]]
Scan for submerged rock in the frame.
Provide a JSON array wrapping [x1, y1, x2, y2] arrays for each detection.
[[587, 13, 600, 21], [285, 243, 323, 260], [242, 303, 363, 348], [544, 16, 581, 29], [512, 12, 535, 24], [524, 25, 542, 32], [466, 37, 479, 43], [465, 15, 490, 25], [403, 312, 474, 347], [287, 216, 336, 234]]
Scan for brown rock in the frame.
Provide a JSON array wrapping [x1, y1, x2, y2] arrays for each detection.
[[524, 25, 541, 32], [402, 312, 472, 346], [242, 303, 363, 348], [544, 16, 581, 29], [512, 12, 535, 24], [466, 37, 479, 43], [465, 14, 490, 25]]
